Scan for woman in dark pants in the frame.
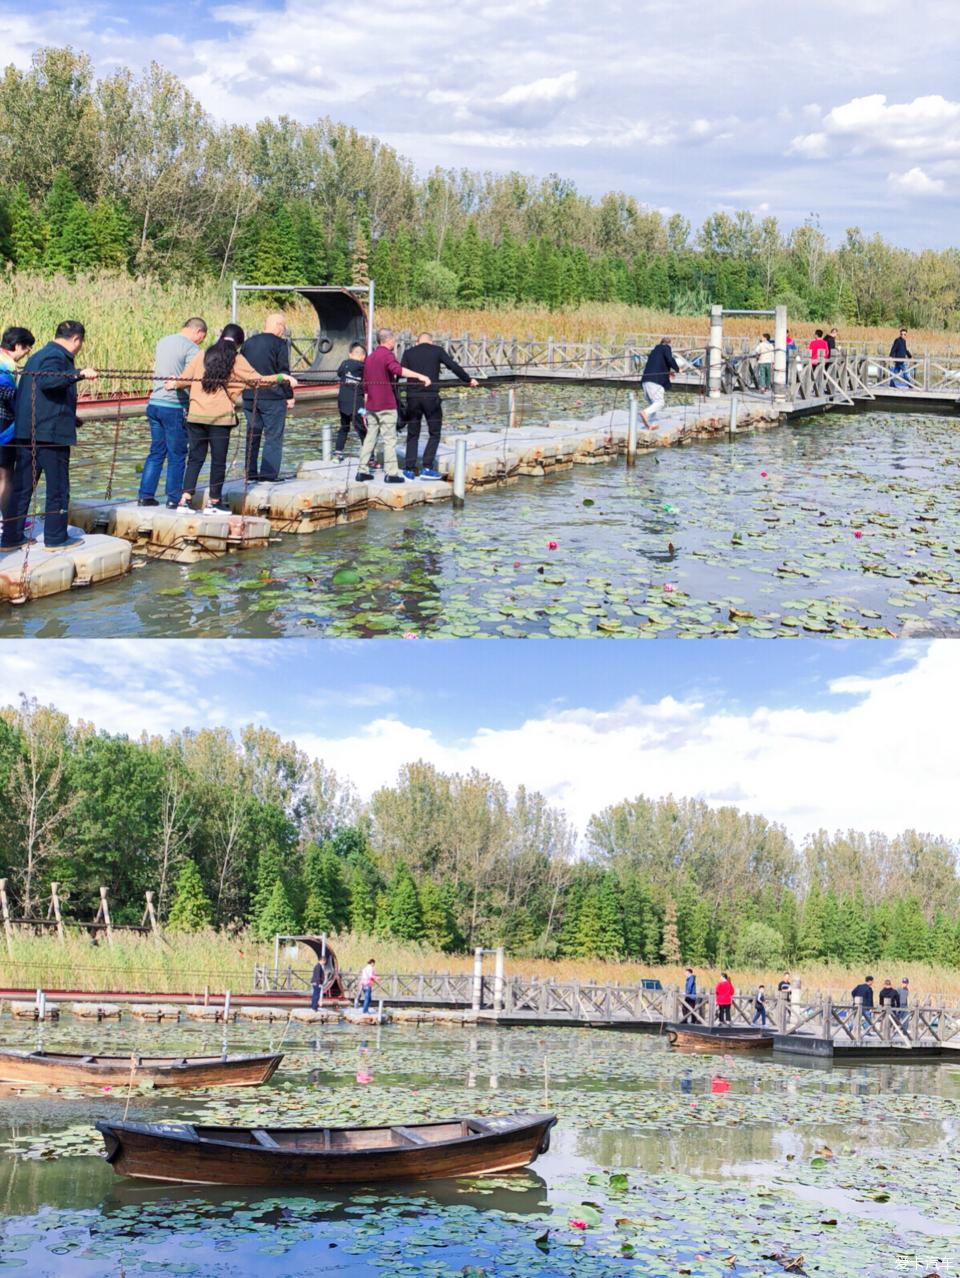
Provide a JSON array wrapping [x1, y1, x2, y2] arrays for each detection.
[[170, 324, 296, 512]]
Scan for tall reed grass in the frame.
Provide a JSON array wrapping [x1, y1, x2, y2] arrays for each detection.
[[1, 930, 957, 1003], [1, 270, 957, 394]]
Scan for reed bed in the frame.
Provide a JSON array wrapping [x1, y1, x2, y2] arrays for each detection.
[[1, 271, 958, 395], [1, 931, 957, 1003]]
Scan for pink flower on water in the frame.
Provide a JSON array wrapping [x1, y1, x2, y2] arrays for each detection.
[[402, 632, 418, 639], [854, 530, 863, 539], [513, 561, 522, 569], [548, 541, 558, 550], [664, 583, 675, 593], [569, 1219, 588, 1230], [760, 471, 768, 478]]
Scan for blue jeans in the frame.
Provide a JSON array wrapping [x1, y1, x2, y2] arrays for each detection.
[[242, 398, 287, 480], [361, 985, 373, 1013], [890, 361, 910, 388], [140, 403, 188, 503], [310, 983, 321, 1011], [753, 1003, 767, 1025]]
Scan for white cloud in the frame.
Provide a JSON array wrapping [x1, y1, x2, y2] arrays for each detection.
[[888, 166, 947, 196], [496, 70, 578, 108], [791, 93, 960, 160], [295, 644, 960, 845]]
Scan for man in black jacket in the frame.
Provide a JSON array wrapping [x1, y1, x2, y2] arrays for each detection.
[[2, 320, 97, 551], [400, 333, 478, 479], [241, 314, 298, 481], [639, 337, 679, 429], [889, 328, 912, 388]]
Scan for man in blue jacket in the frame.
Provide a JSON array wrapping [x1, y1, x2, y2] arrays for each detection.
[[1, 320, 98, 551], [639, 337, 679, 429], [682, 967, 697, 1022]]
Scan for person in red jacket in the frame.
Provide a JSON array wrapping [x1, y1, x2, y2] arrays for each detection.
[[808, 329, 830, 363], [715, 972, 735, 1024]]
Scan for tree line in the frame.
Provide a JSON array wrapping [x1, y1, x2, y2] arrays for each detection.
[[1, 47, 959, 329], [2, 698, 959, 968]]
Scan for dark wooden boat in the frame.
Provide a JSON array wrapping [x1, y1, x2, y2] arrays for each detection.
[[96, 1113, 557, 1185], [0, 1049, 283, 1088], [667, 1027, 772, 1053]]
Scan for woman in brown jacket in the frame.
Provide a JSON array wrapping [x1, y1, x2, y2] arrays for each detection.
[[168, 324, 296, 512]]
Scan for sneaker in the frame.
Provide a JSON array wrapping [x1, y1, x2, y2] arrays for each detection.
[[403, 468, 417, 480], [355, 470, 374, 482], [384, 474, 405, 484], [165, 500, 180, 510], [138, 496, 159, 507], [46, 536, 84, 550], [420, 468, 442, 480], [202, 502, 229, 516], [2, 538, 37, 551], [334, 452, 345, 462]]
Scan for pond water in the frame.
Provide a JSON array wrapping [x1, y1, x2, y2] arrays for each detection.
[[1, 1016, 959, 1276], [3, 388, 960, 639]]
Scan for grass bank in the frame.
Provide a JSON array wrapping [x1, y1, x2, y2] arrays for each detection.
[[1, 272, 957, 394], [1, 931, 956, 1004]]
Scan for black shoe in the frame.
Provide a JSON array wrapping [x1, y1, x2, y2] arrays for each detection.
[[384, 474, 405, 484], [138, 496, 160, 506], [355, 470, 374, 482], [165, 500, 180, 510]]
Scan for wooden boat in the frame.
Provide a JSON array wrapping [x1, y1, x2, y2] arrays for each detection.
[[667, 1027, 772, 1053], [96, 1112, 557, 1186], [0, 1048, 283, 1088]]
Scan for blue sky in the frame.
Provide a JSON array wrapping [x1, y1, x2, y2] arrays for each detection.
[[2, 639, 956, 844], [2, 0, 958, 246]]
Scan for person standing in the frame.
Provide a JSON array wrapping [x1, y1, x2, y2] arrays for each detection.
[[754, 333, 774, 391], [310, 957, 325, 1011], [825, 327, 839, 359], [752, 984, 767, 1026], [138, 317, 207, 508], [889, 328, 912, 387], [682, 967, 697, 1022], [638, 337, 679, 429], [334, 342, 367, 458], [0, 326, 35, 525], [359, 957, 377, 1014], [169, 325, 294, 514], [715, 972, 735, 1025], [355, 330, 430, 483], [851, 974, 875, 1027], [878, 979, 900, 1009], [898, 976, 910, 1031], [400, 332, 478, 479], [2, 321, 97, 552], [808, 329, 830, 363], [240, 313, 296, 481]]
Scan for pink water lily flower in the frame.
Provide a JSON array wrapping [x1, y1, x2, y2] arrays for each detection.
[[569, 1219, 588, 1230]]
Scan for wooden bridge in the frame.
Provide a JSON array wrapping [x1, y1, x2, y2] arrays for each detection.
[[287, 966, 960, 1057]]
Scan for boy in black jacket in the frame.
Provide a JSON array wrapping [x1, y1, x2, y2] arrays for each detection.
[[335, 343, 367, 459]]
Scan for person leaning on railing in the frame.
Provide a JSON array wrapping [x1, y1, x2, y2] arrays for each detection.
[[167, 323, 297, 515], [1, 320, 97, 553]]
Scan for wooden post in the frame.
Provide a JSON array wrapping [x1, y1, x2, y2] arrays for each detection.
[[143, 890, 160, 937], [547, 336, 554, 370], [45, 883, 65, 943], [98, 886, 114, 946], [707, 993, 716, 1028], [0, 879, 12, 953], [493, 947, 505, 1012]]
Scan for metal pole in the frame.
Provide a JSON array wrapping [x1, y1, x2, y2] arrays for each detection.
[[494, 947, 505, 1012], [273, 935, 280, 986], [367, 279, 375, 353], [773, 304, 788, 402], [377, 998, 384, 1025], [627, 392, 638, 466], [231, 280, 238, 326], [321, 423, 332, 461], [728, 393, 738, 434], [453, 438, 467, 508], [707, 304, 724, 399], [222, 989, 231, 1055], [472, 947, 484, 1011], [36, 988, 45, 1021]]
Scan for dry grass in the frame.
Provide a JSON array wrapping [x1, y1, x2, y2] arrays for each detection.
[[2, 271, 958, 396], [1, 930, 957, 1004]]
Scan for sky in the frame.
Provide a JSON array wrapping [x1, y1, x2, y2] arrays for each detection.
[[2, 638, 957, 847], [2, 0, 959, 247]]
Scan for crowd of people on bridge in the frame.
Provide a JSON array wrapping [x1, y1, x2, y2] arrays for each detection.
[[0, 315, 924, 553]]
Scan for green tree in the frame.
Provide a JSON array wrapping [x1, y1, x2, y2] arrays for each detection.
[[167, 858, 213, 932], [383, 863, 424, 941], [420, 879, 462, 952], [302, 842, 350, 934], [8, 184, 47, 269], [735, 920, 785, 968], [256, 877, 298, 937], [90, 197, 131, 269], [659, 896, 682, 964], [456, 221, 484, 306]]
